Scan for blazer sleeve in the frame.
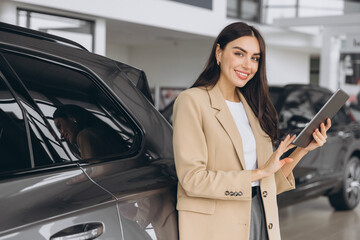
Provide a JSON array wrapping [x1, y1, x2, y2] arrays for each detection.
[[275, 169, 295, 195], [173, 91, 252, 201]]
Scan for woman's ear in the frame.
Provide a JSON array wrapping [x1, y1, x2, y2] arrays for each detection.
[[215, 44, 222, 66]]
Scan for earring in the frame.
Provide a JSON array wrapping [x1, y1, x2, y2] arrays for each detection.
[[217, 60, 220, 66]]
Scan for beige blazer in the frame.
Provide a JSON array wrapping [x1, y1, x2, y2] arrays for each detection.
[[173, 83, 295, 240]]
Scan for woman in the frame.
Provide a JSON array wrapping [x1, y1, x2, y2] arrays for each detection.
[[53, 104, 128, 159], [172, 22, 330, 240]]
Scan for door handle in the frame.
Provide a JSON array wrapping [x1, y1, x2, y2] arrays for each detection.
[[50, 222, 104, 240]]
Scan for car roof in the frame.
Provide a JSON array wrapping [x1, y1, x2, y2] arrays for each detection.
[[0, 21, 88, 51], [0, 21, 154, 104]]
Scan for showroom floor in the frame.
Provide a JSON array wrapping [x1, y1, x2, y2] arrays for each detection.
[[279, 197, 360, 240]]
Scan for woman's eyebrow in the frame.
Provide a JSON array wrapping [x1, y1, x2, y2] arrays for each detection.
[[232, 46, 260, 55]]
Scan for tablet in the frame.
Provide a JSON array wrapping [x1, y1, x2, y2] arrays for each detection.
[[292, 89, 349, 148]]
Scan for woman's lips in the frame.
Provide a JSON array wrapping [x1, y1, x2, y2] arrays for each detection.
[[235, 70, 249, 80]]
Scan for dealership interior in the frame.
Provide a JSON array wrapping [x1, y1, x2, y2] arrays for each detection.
[[1, 0, 360, 239]]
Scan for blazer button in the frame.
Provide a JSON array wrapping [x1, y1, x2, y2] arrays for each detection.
[[239, 191, 243, 196], [263, 191, 268, 197], [225, 191, 230, 196], [230, 191, 235, 196], [268, 223, 273, 229]]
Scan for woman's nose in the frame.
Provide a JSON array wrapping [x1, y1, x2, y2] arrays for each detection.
[[242, 58, 251, 69]]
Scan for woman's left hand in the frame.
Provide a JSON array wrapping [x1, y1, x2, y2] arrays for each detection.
[[303, 118, 331, 152]]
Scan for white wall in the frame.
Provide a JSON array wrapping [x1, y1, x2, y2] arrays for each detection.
[[106, 40, 311, 89], [266, 47, 310, 85], [105, 38, 312, 88], [0, 1, 17, 23], [106, 43, 130, 64], [128, 40, 213, 88]]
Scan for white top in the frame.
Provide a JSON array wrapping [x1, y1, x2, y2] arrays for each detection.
[[226, 100, 259, 187]]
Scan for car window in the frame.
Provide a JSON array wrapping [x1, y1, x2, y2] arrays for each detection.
[[309, 90, 350, 126], [308, 90, 329, 113], [0, 74, 32, 173], [279, 89, 314, 127], [1, 50, 140, 163], [332, 107, 351, 126]]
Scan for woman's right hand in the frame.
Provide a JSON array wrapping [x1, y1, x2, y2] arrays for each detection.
[[261, 134, 296, 177]]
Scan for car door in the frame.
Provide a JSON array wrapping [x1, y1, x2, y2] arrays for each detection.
[[0, 51, 122, 239]]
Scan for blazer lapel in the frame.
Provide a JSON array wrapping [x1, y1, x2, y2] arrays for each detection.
[[207, 84, 246, 169], [238, 91, 269, 168]]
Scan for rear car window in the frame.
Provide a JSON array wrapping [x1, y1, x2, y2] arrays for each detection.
[[0, 50, 140, 173]]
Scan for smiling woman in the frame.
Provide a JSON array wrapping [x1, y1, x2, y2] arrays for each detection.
[[173, 22, 331, 240]]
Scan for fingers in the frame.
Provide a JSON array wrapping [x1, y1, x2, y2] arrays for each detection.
[[283, 157, 294, 164], [285, 144, 296, 152], [325, 118, 331, 130], [277, 134, 296, 153], [313, 129, 326, 146], [317, 118, 331, 142], [320, 120, 329, 137], [279, 157, 294, 166]]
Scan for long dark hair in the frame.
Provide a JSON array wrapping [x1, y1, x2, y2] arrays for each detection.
[[53, 104, 123, 139], [53, 104, 102, 131], [53, 104, 128, 157], [192, 22, 279, 144]]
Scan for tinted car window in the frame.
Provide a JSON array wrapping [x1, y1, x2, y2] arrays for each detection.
[[332, 107, 350, 126], [308, 90, 350, 126], [0, 75, 31, 173], [308, 90, 329, 113], [279, 89, 314, 129], [1, 50, 139, 163]]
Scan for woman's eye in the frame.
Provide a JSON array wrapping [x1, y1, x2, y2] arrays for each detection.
[[252, 57, 260, 62], [235, 52, 243, 56]]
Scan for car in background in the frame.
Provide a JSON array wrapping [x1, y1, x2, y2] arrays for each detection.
[[161, 84, 360, 211], [270, 84, 360, 210], [0, 22, 177, 239]]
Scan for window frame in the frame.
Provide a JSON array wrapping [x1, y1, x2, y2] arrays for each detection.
[[0, 47, 144, 175], [0, 71, 34, 169]]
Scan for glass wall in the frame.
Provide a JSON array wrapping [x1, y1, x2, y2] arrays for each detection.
[[17, 9, 95, 52], [263, 0, 345, 24], [227, 0, 262, 23], [227, 0, 360, 24]]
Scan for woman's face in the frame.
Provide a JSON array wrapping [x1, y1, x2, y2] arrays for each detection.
[[54, 117, 79, 144], [216, 36, 260, 88]]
